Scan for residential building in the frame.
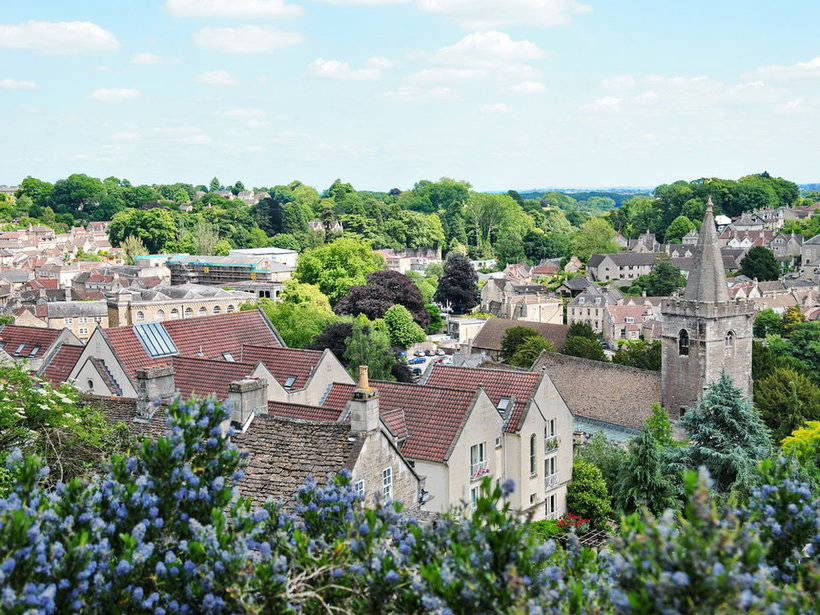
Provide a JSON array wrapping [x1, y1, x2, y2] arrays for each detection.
[[446, 317, 488, 346], [228, 247, 299, 269], [802, 234, 820, 267], [0, 324, 81, 371], [602, 303, 659, 348], [376, 247, 442, 274], [567, 285, 623, 334], [480, 279, 563, 323], [469, 318, 570, 359], [14, 301, 107, 341]]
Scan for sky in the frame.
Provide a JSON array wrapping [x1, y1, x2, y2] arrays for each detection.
[[1, 0, 819, 192]]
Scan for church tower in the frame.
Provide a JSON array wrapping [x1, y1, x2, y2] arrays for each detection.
[[661, 198, 754, 418]]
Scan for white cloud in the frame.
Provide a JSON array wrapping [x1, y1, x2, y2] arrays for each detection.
[[193, 25, 303, 54], [511, 80, 546, 93], [130, 53, 164, 65], [414, 0, 591, 29], [754, 55, 820, 79], [166, 0, 302, 19], [383, 84, 457, 101], [0, 20, 120, 54], [88, 88, 141, 101], [601, 74, 635, 89], [405, 67, 487, 85], [0, 78, 37, 90], [196, 69, 238, 85], [581, 96, 622, 112], [308, 57, 391, 80], [224, 108, 267, 118], [774, 97, 804, 114], [430, 31, 545, 67], [482, 102, 512, 113], [111, 131, 142, 141]]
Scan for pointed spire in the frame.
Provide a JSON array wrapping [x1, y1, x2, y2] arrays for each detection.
[[683, 197, 729, 303]]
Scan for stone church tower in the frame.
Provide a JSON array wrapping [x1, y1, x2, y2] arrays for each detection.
[[661, 198, 754, 418]]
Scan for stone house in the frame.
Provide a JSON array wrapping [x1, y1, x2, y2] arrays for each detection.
[[586, 253, 657, 282], [555, 276, 591, 298], [376, 247, 442, 275], [567, 285, 623, 334], [801, 234, 820, 267], [602, 304, 658, 348], [470, 318, 570, 359], [769, 232, 803, 259], [480, 279, 563, 323], [14, 300, 108, 341]]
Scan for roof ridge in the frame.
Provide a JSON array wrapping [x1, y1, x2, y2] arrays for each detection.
[[371, 378, 478, 395], [173, 355, 256, 367]]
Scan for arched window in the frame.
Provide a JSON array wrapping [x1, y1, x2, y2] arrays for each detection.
[[199, 306, 207, 316], [725, 331, 734, 347], [136, 311, 145, 322], [184, 307, 193, 318], [87, 379, 94, 390], [170, 308, 179, 320], [213, 305, 221, 314], [678, 329, 689, 356], [529, 434, 537, 476], [156, 309, 165, 321], [226, 304, 235, 313]]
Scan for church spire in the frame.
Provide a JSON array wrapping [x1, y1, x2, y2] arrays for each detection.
[[683, 197, 729, 303]]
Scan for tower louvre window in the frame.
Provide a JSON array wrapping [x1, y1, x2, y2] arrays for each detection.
[[725, 331, 734, 348], [678, 329, 689, 356]]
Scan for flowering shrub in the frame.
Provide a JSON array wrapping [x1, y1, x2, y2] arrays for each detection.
[[0, 392, 816, 614], [556, 512, 591, 535]]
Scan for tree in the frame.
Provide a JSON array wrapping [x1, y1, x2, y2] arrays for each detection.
[[754, 309, 782, 338], [108, 208, 179, 253], [120, 235, 148, 264], [566, 458, 613, 527], [755, 368, 820, 441], [740, 246, 780, 281], [571, 218, 619, 261], [644, 403, 677, 449], [209, 177, 221, 192], [780, 421, 820, 481], [188, 220, 220, 255], [576, 432, 628, 496], [567, 321, 597, 340], [250, 296, 336, 349], [335, 270, 429, 327], [781, 305, 805, 335], [562, 336, 606, 362], [383, 305, 426, 349], [509, 336, 555, 368], [51, 173, 105, 217], [434, 252, 479, 314], [611, 339, 661, 370], [425, 304, 444, 334], [788, 322, 819, 375], [664, 215, 695, 243], [295, 238, 385, 304], [632, 261, 687, 296], [310, 321, 354, 361], [522, 229, 571, 262], [18, 176, 54, 208], [343, 317, 395, 381], [614, 428, 677, 515], [501, 326, 540, 362], [670, 371, 772, 492]]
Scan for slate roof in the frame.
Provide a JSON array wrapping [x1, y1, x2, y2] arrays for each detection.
[[240, 345, 323, 390], [90, 358, 123, 396], [171, 356, 258, 401], [471, 318, 570, 353], [46, 301, 107, 318], [103, 309, 283, 385], [424, 364, 541, 433], [234, 415, 363, 507], [563, 277, 592, 291], [587, 253, 657, 268], [0, 324, 61, 359], [267, 400, 343, 423], [684, 199, 730, 302], [100, 397, 168, 439], [533, 351, 659, 431], [39, 343, 84, 384]]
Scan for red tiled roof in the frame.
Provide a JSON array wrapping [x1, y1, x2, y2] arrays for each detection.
[[606, 304, 653, 324], [425, 364, 541, 433], [267, 400, 343, 423], [40, 343, 84, 384], [241, 345, 323, 390], [171, 356, 258, 400], [26, 279, 59, 290], [0, 324, 61, 359], [322, 382, 355, 411], [103, 310, 283, 385]]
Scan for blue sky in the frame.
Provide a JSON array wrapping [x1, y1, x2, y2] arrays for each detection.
[[2, 0, 819, 191]]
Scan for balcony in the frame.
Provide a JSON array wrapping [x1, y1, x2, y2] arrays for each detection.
[[545, 473, 559, 491], [470, 460, 490, 481], [544, 436, 560, 454]]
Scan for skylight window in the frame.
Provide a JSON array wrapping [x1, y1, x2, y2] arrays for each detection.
[[284, 376, 296, 389], [497, 398, 510, 413], [223, 352, 235, 362], [29, 346, 40, 357], [133, 322, 178, 358], [14, 343, 25, 356]]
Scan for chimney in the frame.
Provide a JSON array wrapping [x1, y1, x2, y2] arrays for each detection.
[[227, 377, 268, 429], [107, 289, 132, 327], [350, 365, 379, 433], [135, 364, 175, 418]]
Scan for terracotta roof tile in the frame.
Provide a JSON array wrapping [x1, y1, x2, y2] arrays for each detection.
[[240, 345, 323, 390], [171, 356, 258, 400], [0, 324, 61, 359], [39, 343, 84, 384]]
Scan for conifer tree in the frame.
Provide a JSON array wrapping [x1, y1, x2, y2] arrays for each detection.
[[614, 428, 677, 515], [671, 371, 772, 492]]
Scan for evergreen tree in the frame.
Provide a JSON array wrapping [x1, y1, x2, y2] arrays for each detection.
[[433, 252, 479, 314], [501, 326, 540, 361], [754, 368, 819, 441], [567, 321, 597, 340], [509, 336, 555, 368], [670, 371, 772, 492], [740, 246, 780, 281], [209, 177, 221, 192], [343, 317, 395, 381], [562, 336, 607, 362], [644, 403, 677, 449], [614, 428, 677, 515]]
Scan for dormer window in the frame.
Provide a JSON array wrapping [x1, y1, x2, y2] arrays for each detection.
[[284, 376, 296, 389], [497, 398, 510, 413], [625, 317, 634, 324]]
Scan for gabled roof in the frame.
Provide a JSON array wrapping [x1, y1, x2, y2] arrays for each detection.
[[471, 318, 570, 353], [267, 400, 343, 423], [424, 364, 541, 433], [234, 415, 363, 507], [0, 324, 61, 359], [171, 356, 258, 401], [39, 343, 84, 384], [240, 345, 324, 390], [103, 309, 283, 385]]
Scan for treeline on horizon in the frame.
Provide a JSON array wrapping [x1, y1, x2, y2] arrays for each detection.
[[1, 172, 818, 266]]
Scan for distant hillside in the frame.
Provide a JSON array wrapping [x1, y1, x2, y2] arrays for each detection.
[[517, 188, 652, 208]]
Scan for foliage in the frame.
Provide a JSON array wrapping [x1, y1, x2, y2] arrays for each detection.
[[740, 246, 780, 281], [109, 208, 179, 253], [120, 235, 149, 264], [383, 305, 426, 349], [787, 321, 819, 374], [567, 321, 597, 340], [249, 294, 336, 349], [295, 238, 385, 304], [522, 229, 571, 263], [566, 458, 613, 527], [614, 428, 677, 516], [780, 421, 820, 482], [670, 372, 772, 492], [576, 433, 628, 497], [664, 215, 695, 243], [343, 317, 395, 381], [562, 336, 607, 362], [509, 336, 555, 368], [500, 326, 540, 362], [424, 304, 443, 334], [571, 217, 619, 261], [433, 252, 479, 314], [335, 270, 429, 328], [611, 339, 661, 371], [627, 261, 687, 296], [753, 308, 782, 338], [644, 403, 678, 449], [309, 320, 354, 361], [755, 368, 820, 442]]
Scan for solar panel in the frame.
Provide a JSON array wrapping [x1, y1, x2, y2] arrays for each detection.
[[133, 322, 178, 358]]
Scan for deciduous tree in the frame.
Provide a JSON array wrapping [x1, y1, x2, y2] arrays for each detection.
[[740, 246, 780, 281], [433, 252, 479, 314], [567, 458, 613, 527], [295, 238, 384, 304], [383, 305, 426, 349]]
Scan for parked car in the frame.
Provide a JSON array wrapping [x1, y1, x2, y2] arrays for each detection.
[[408, 357, 426, 365], [436, 349, 445, 356], [425, 349, 435, 356], [414, 350, 425, 357]]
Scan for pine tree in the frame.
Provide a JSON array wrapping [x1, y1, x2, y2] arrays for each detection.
[[671, 371, 772, 492], [614, 428, 677, 515]]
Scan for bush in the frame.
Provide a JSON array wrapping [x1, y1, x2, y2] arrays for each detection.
[[566, 458, 613, 527]]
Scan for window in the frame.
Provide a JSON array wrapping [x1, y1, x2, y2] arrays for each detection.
[[29, 346, 40, 357], [78, 317, 87, 324], [545, 455, 557, 481], [170, 308, 179, 320], [678, 329, 689, 356], [530, 493, 537, 504], [199, 307, 207, 316], [497, 398, 510, 413], [495, 436, 502, 448], [184, 307, 193, 318], [79, 328, 88, 335], [625, 316, 634, 324], [156, 310, 165, 321], [353, 480, 365, 499], [546, 494, 557, 517], [529, 434, 537, 476], [65, 317, 73, 324], [470, 442, 487, 479], [725, 331, 734, 347], [470, 486, 479, 507], [226, 304, 235, 313], [136, 311, 145, 322], [284, 376, 296, 389], [213, 305, 221, 314], [547, 419, 556, 437], [382, 467, 393, 500], [223, 353, 235, 362], [87, 379, 94, 391], [13, 343, 25, 356]]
